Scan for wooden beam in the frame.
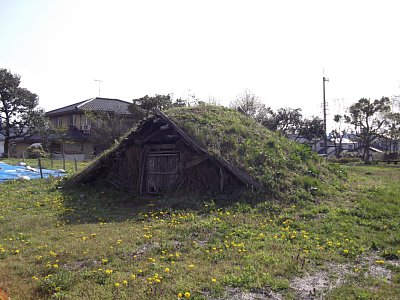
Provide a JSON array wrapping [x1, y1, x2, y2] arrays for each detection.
[[134, 124, 169, 145], [220, 167, 225, 192], [184, 156, 207, 169]]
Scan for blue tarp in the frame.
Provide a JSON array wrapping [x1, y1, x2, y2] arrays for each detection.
[[0, 162, 66, 183]]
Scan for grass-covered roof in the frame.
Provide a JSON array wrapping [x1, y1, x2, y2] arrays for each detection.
[[164, 105, 338, 197]]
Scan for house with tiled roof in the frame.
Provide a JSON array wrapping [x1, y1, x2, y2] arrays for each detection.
[[12, 97, 133, 160], [45, 97, 131, 128]]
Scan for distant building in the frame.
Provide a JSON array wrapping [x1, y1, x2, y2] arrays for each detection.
[[12, 97, 133, 160]]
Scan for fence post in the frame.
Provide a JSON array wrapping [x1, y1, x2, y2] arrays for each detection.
[[38, 158, 43, 179], [22, 151, 25, 162], [62, 152, 66, 171], [51, 153, 54, 168], [74, 156, 77, 172]]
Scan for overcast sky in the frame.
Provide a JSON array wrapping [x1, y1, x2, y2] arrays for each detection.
[[1, 0, 400, 128]]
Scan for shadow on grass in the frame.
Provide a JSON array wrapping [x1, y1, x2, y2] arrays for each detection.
[[59, 181, 154, 225], [59, 180, 284, 225]]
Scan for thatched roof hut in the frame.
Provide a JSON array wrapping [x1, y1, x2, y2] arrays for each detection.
[[70, 105, 326, 195]]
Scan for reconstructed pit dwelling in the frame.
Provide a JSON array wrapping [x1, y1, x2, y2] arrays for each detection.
[[71, 106, 329, 196]]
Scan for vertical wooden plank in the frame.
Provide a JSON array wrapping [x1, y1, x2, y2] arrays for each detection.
[[138, 146, 149, 194]]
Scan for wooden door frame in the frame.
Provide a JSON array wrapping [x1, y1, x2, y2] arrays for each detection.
[[139, 147, 180, 194]]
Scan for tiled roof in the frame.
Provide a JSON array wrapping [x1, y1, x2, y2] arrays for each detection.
[[12, 128, 89, 143], [46, 97, 131, 116], [78, 98, 131, 115], [45, 100, 87, 116], [48, 127, 89, 141]]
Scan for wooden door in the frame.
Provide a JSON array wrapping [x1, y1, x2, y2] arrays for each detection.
[[145, 152, 180, 194]]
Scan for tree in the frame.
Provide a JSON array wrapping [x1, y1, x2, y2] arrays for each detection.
[[230, 89, 269, 121], [384, 111, 400, 153], [84, 110, 134, 154], [129, 94, 185, 122], [346, 97, 391, 163], [29, 108, 52, 149], [262, 108, 304, 137], [0, 68, 41, 156], [330, 114, 351, 157], [299, 116, 325, 150]]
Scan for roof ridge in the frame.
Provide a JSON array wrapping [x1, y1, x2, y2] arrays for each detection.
[[76, 98, 96, 109], [94, 97, 131, 104], [45, 98, 91, 114]]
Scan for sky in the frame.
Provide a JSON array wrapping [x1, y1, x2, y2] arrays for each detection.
[[1, 0, 400, 129]]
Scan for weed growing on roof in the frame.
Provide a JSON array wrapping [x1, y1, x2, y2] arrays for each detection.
[[165, 105, 342, 199]]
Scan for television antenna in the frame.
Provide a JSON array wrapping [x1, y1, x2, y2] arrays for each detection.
[[94, 79, 103, 97]]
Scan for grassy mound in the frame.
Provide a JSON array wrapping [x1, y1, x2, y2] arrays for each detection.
[[165, 105, 342, 199]]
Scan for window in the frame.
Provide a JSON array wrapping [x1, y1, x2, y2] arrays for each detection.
[[68, 114, 76, 126], [84, 115, 91, 126], [52, 117, 63, 127]]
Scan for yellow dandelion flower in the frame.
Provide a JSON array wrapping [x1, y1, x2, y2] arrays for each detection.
[[165, 268, 170, 273], [178, 292, 183, 298], [184, 291, 191, 298], [212, 278, 217, 282], [114, 282, 120, 287], [122, 280, 128, 286]]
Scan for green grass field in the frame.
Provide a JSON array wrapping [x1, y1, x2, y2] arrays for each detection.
[[0, 161, 399, 299]]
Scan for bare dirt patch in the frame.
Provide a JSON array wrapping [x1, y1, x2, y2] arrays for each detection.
[[289, 251, 397, 299]]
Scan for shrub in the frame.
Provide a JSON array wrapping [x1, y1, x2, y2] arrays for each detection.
[[26, 143, 48, 158], [328, 157, 361, 164]]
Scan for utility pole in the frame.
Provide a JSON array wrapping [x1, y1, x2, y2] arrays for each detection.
[[94, 79, 103, 97], [323, 76, 329, 155]]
